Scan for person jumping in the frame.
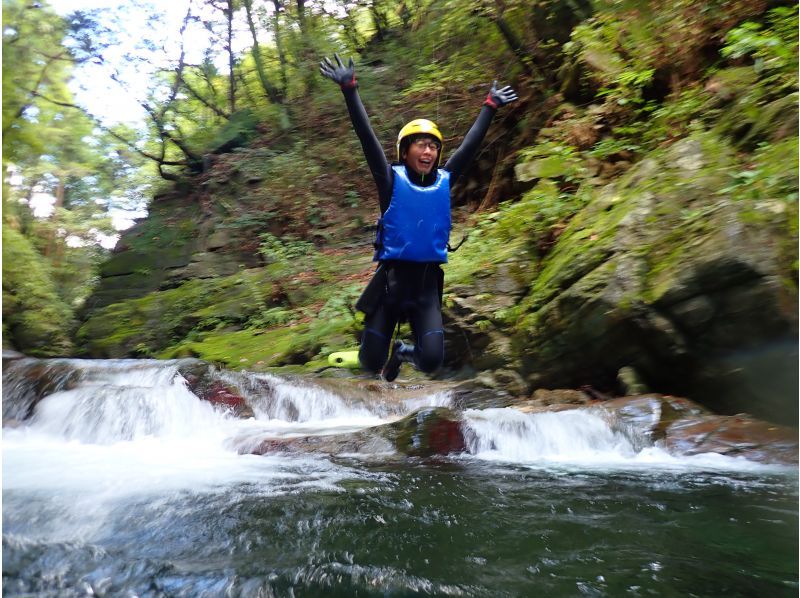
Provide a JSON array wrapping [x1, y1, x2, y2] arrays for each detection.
[[320, 54, 517, 381]]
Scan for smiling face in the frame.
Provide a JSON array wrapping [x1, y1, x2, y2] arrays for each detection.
[[402, 135, 441, 176]]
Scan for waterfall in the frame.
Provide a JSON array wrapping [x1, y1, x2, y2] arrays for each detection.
[[3, 359, 403, 512], [1, 359, 456, 455], [31, 369, 225, 444], [2, 359, 791, 597], [463, 408, 637, 462], [228, 372, 379, 423], [460, 407, 779, 471]]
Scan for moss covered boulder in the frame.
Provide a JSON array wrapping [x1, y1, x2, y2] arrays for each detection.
[[505, 132, 797, 423], [439, 130, 797, 423]]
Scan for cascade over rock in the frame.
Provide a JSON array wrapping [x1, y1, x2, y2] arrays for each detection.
[[176, 358, 255, 418], [388, 407, 466, 457], [2, 356, 796, 464]]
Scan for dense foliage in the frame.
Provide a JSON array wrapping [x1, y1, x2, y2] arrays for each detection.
[[3, 0, 146, 353]]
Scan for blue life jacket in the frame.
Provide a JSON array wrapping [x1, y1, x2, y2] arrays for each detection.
[[375, 166, 451, 263]]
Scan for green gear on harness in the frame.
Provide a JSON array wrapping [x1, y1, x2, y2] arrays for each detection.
[[327, 350, 361, 368]]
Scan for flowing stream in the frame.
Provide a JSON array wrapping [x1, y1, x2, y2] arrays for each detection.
[[3, 359, 797, 596]]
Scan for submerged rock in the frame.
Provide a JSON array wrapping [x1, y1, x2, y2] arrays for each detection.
[[584, 394, 796, 463], [389, 407, 466, 457], [202, 381, 255, 418], [246, 430, 394, 457], [244, 407, 466, 459], [177, 359, 255, 418], [595, 394, 709, 443]]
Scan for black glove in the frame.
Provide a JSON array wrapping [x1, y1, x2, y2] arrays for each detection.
[[319, 53, 357, 89], [484, 80, 518, 109]]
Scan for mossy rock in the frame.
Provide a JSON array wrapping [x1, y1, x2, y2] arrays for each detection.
[[507, 131, 797, 421], [738, 92, 799, 148], [99, 247, 193, 278]]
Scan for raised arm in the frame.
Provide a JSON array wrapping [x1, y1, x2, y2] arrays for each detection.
[[320, 54, 393, 210], [443, 81, 518, 185]]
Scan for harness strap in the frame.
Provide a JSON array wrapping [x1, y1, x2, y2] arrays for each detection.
[[447, 233, 468, 252]]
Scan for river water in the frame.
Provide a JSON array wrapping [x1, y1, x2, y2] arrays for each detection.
[[3, 359, 797, 596]]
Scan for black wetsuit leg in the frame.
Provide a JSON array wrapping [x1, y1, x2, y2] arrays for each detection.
[[359, 302, 397, 373], [359, 263, 444, 375], [406, 282, 444, 374]]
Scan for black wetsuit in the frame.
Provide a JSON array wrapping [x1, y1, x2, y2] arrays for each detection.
[[342, 86, 498, 374]]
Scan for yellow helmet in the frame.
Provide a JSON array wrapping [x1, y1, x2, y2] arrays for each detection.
[[396, 119, 444, 165]]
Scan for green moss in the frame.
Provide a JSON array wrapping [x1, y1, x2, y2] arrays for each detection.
[[446, 180, 587, 289], [160, 327, 297, 369], [518, 188, 627, 315], [512, 130, 780, 343], [160, 315, 357, 371], [79, 270, 274, 356]]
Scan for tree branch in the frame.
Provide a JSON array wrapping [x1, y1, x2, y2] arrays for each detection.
[[3, 50, 70, 136], [28, 90, 188, 168], [181, 73, 232, 119]]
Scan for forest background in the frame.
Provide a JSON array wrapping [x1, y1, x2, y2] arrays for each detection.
[[3, 0, 798, 421]]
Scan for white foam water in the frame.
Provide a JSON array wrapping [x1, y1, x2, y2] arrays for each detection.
[[461, 407, 780, 473], [3, 358, 778, 522], [246, 373, 379, 422], [3, 360, 793, 597], [2, 360, 454, 508], [2, 361, 394, 544]]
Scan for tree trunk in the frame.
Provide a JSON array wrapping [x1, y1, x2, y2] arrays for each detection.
[[237, 68, 259, 108], [296, 0, 307, 32], [370, 0, 386, 41], [294, 0, 317, 95], [43, 175, 66, 260], [243, 0, 282, 105], [272, 0, 289, 96], [493, 16, 535, 77], [226, 0, 236, 113], [477, 146, 508, 212]]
